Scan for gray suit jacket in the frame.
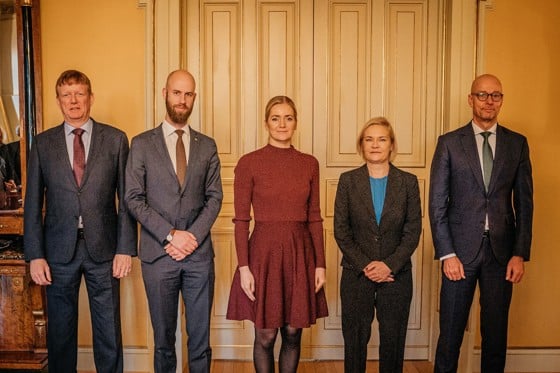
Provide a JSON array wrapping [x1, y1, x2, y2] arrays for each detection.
[[429, 123, 533, 265], [334, 164, 422, 275], [125, 125, 222, 263], [24, 120, 137, 263]]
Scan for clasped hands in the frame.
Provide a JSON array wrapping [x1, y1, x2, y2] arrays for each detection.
[[165, 230, 198, 261], [363, 260, 394, 283]]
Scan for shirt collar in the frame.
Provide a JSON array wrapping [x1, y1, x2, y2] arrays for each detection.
[[162, 120, 190, 138], [471, 120, 497, 136], [64, 119, 93, 136]]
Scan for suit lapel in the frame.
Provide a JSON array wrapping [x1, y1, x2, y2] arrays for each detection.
[[80, 121, 101, 188], [182, 128, 200, 194], [355, 165, 378, 227], [151, 124, 180, 187], [459, 124, 486, 191], [51, 124, 78, 188], [380, 165, 402, 223], [488, 125, 507, 193]]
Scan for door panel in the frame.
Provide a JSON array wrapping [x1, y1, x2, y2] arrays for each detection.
[[187, 0, 442, 361]]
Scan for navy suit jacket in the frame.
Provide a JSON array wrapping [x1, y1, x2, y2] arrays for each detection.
[[334, 164, 422, 275], [429, 123, 533, 265], [24, 120, 137, 263], [124, 125, 223, 263]]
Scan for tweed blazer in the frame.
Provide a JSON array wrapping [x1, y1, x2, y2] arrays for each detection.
[[334, 164, 422, 275]]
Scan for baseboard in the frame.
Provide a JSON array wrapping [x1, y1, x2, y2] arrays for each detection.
[[472, 348, 560, 372], [212, 345, 429, 360], [77, 347, 151, 373]]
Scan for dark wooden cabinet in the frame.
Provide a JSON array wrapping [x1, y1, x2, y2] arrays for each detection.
[[0, 238, 47, 370]]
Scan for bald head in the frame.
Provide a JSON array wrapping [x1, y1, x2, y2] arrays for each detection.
[[166, 70, 196, 91], [471, 74, 502, 93]]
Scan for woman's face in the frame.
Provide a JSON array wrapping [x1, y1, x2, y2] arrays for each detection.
[[266, 103, 297, 147], [361, 125, 393, 165]]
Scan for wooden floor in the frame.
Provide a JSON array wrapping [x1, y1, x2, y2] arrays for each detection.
[[208, 360, 559, 373], [74, 360, 560, 373], [209, 360, 433, 373]]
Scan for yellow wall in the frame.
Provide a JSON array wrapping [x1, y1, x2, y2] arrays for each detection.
[[38, 0, 559, 353], [40, 0, 146, 137], [484, 0, 560, 347], [39, 0, 149, 349]]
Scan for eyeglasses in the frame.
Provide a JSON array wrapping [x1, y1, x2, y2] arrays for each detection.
[[471, 91, 504, 102]]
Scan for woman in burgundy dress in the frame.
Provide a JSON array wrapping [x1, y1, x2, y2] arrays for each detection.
[[226, 96, 328, 372]]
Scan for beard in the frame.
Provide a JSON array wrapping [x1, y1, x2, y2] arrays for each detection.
[[165, 96, 192, 124]]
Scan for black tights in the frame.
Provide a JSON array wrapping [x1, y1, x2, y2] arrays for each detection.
[[253, 325, 302, 373]]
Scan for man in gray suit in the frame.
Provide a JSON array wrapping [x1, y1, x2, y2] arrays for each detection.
[[125, 70, 222, 373], [24, 70, 137, 373], [429, 74, 533, 372]]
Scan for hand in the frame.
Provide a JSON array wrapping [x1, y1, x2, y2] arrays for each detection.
[[170, 230, 198, 253], [442, 256, 466, 281], [506, 256, 525, 283], [30, 258, 52, 285], [315, 267, 326, 293], [363, 261, 394, 283], [165, 230, 198, 261], [112, 254, 132, 278], [239, 266, 256, 301], [4, 179, 17, 191], [164, 243, 189, 261]]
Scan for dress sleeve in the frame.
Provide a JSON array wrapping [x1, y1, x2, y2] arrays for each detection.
[[308, 157, 326, 268], [233, 157, 253, 267]]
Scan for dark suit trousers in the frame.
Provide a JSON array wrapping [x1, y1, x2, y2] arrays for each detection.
[[46, 238, 123, 373], [435, 235, 513, 373], [141, 254, 215, 373], [340, 267, 412, 373]]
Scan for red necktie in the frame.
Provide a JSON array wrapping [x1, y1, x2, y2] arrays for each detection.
[[73, 128, 86, 186]]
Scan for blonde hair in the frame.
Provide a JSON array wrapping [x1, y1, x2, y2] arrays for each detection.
[[264, 96, 298, 122], [356, 116, 398, 161]]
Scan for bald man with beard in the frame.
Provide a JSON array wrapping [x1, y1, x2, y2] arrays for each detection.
[[125, 70, 223, 373]]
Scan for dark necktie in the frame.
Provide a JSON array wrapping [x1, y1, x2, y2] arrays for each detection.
[[175, 129, 186, 186], [481, 131, 493, 190], [73, 128, 86, 186]]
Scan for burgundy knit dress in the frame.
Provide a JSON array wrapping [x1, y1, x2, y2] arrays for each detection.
[[226, 144, 329, 329]]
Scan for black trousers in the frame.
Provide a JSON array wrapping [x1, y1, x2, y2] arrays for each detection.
[[435, 235, 513, 373], [340, 267, 412, 373], [46, 238, 123, 373]]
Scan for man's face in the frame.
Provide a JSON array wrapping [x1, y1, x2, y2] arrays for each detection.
[[163, 73, 196, 126], [56, 83, 93, 127], [468, 76, 503, 129]]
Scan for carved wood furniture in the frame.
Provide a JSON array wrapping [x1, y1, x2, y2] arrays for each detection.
[[0, 237, 47, 370]]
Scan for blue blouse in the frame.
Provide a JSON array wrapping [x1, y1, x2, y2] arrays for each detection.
[[369, 175, 388, 225]]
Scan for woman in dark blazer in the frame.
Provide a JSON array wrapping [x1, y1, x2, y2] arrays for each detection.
[[334, 117, 422, 373]]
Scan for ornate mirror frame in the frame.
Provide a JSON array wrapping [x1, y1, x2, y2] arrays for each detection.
[[0, 0, 42, 234]]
